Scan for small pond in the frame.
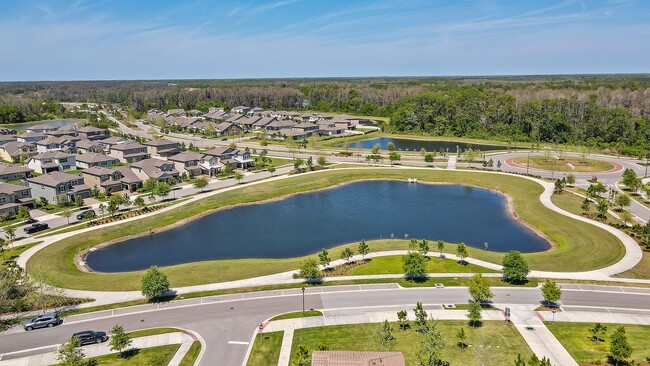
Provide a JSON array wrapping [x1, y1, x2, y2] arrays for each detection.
[[85, 181, 549, 272], [346, 137, 526, 152], [4, 120, 77, 132]]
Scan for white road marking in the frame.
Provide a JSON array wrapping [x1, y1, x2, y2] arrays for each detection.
[[228, 341, 250, 345], [0, 344, 58, 356]]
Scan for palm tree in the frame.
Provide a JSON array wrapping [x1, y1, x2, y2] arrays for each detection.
[[3, 226, 16, 248]]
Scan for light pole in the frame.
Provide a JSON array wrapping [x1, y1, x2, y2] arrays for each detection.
[[301, 287, 305, 316], [526, 151, 530, 175]]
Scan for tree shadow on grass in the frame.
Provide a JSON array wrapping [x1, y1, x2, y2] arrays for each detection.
[[120, 348, 140, 360]]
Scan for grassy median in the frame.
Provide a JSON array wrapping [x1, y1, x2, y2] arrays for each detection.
[[27, 168, 625, 291]]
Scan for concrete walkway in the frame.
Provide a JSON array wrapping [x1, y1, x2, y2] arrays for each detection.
[[0, 332, 196, 366], [446, 155, 456, 169]]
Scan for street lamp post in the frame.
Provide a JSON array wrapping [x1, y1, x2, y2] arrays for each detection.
[[526, 151, 530, 175], [301, 287, 305, 316]]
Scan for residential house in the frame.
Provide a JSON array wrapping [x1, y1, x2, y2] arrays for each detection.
[[199, 154, 222, 176], [108, 142, 150, 163], [166, 109, 186, 117], [0, 128, 17, 135], [204, 109, 230, 120], [16, 133, 47, 143], [264, 119, 295, 131], [81, 167, 123, 194], [0, 164, 34, 181], [47, 127, 78, 138], [252, 116, 277, 130], [311, 351, 405, 366], [77, 126, 109, 140], [317, 124, 346, 136], [35, 136, 79, 153], [231, 106, 251, 114], [168, 151, 203, 177], [143, 139, 182, 158], [75, 153, 120, 169], [203, 147, 253, 169], [0, 142, 38, 163], [246, 107, 264, 116], [0, 182, 35, 217], [115, 167, 143, 192], [25, 124, 58, 134], [76, 139, 104, 154], [27, 172, 91, 204], [279, 129, 311, 140], [130, 158, 179, 182], [98, 136, 127, 152], [292, 123, 319, 134], [226, 114, 244, 124], [215, 122, 243, 136], [26, 152, 76, 174], [233, 116, 260, 130], [0, 135, 16, 146]]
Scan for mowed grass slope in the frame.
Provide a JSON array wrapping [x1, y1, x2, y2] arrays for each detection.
[[27, 169, 625, 291]]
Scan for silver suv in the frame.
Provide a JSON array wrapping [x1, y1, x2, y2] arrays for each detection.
[[23, 312, 63, 331]]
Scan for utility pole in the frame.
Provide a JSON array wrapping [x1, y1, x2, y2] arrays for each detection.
[[301, 287, 305, 316]]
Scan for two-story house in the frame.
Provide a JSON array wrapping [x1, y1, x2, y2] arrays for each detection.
[[75, 152, 120, 169], [25, 152, 76, 174], [25, 124, 58, 134], [27, 172, 90, 205], [0, 182, 35, 217], [35, 136, 80, 153], [130, 158, 179, 182], [98, 136, 127, 153], [0, 142, 38, 163], [202, 147, 253, 169], [167, 151, 203, 177], [143, 139, 182, 158], [76, 139, 104, 154], [81, 166, 142, 194], [108, 142, 150, 163], [77, 126, 109, 140], [0, 164, 34, 182], [16, 133, 47, 143]]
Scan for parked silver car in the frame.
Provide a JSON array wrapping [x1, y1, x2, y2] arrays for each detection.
[[23, 312, 63, 331]]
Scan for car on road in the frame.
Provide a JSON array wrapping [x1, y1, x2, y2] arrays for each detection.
[[23, 222, 49, 234], [23, 313, 63, 331], [72, 330, 108, 345], [76, 209, 95, 220]]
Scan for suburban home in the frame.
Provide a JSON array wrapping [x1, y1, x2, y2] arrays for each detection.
[[27, 172, 91, 205], [0, 135, 16, 146], [35, 136, 79, 153], [292, 122, 319, 134], [215, 122, 243, 136], [264, 119, 295, 131], [75, 152, 120, 169], [46, 128, 78, 138], [76, 139, 105, 154], [279, 129, 311, 140], [199, 154, 222, 176], [143, 139, 182, 158], [252, 116, 277, 130], [167, 151, 203, 177], [77, 126, 109, 140], [226, 114, 244, 124], [0, 127, 17, 135], [0, 164, 34, 181], [16, 133, 48, 143], [166, 116, 202, 129], [108, 142, 150, 163], [97, 136, 127, 152], [25, 124, 58, 134], [310, 351, 405, 366], [114, 167, 143, 192], [0, 182, 35, 217], [204, 109, 230, 120], [26, 151, 76, 174], [246, 107, 264, 115], [81, 166, 142, 193], [231, 106, 251, 114], [317, 122, 346, 136], [166, 108, 186, 117], [130, 158, 180, 182], [0, 142, 38, 163], [203, 147, 253, 169], [233, 116, 260, 130]]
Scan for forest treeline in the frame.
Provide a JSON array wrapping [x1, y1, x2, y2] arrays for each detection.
[[1, 76, 649, 153]]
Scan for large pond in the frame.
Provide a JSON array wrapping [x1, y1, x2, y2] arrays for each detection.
[[86, 181, 549, 272], [4, 120, 77, 132], [347, 137, 526, 152]]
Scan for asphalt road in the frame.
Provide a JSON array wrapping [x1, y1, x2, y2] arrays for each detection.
[[2, 285, 649, 366]]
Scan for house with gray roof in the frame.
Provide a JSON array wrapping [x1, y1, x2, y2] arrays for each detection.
[[16, 133, 48, 143], [25, 124, 58, 134], [81, 166, 142, 194], [143, 139, 182, 158], [77, 126, 109, 140], [75, 152, 120, 169], [98, 136, 127, 152], [0, 164, 33, 182], [27, 172, 90, 204], [0, 135, 16, 147], [0, 127, 17, 135], [203, 147, 253, 169], [168, 151, 203, 177], [35, 136, 80, 153], [264, 119, 295, 131], [76, 139, 104, 154], [0, 182, 35, 217], [26, 151, 76, 174], [215, 122, 243, 136], [108, 141, 150, 163], [130, 158, 179, 182], [231, 106, 251, 114], [0, 142, 38, 163]]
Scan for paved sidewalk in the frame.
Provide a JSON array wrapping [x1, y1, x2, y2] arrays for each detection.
[[0, 332, 195, 366]]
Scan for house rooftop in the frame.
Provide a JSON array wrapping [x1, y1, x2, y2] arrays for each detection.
[[27, 171, 82, 187], [168, 151, 204, 162], [30, 151, 74, 160], [75, 152, 117, 164], [0, 182, 30, 195], [110, 141, 146, 151], [0, 164, 33, 175], [143, 139, 180, 147], [81, 166, 114, 176]]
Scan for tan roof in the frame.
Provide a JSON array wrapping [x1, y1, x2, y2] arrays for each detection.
[[143, 139, 180, 147], [0, 182, 30, 195], [311, 351, 405, 366], [168, 151, 203, 162]]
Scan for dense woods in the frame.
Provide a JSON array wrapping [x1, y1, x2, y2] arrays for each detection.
[[1, 76, 649, 153]]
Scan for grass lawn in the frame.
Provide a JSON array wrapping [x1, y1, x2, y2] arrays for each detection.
[[1, 241, 41, 267], [547, 322, 650, 365], [290, 321, 533, 365], [63, 344, 180, 366], [342, 256, 498, 276], [178, 341, 201, 366], [27, 168, 624, 291], [616, 250, 650, 279], [270, 310, 323, 321], [247, 331, 283, 366], [126, 327, 180, 338], [513, 156, 615, 173]]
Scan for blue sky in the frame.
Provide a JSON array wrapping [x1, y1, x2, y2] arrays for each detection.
[[0, 0, 648, 81]]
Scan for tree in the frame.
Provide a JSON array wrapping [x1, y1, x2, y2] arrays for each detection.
[[3, 226, 15, 248], [318, 248, 331, 267], [298, 258, 319, 280], [56, 337, 85, 366], [456, 327, 467, 349], [581, 198, 591, 215], [402, 252, 427, 279], [437, 241, 444, 257], [589, 323, 607, 343], [541, 279, 562, 307], [233, 171, 244, 184], [387, 142, 395, 152], [134, 196, 145, 211], [388, 151, 401, 165], [373, 320, 395, 351], [340, 247, 354, 263], [418, 239, 429, 256], [565, 174, 575, 186], [514, 353, 527, 366], [143, 178, 158, 192], [0, 238, 6, 261], [306, 156, 314, 171], [621, 168, 638, 187], [609, 326, 633, 366], [409, 238, 418, 251], [140, 265, 170, 300], [98, 203, 106, 216], [596, 199, 609, 221], [153, 182, 171, 201], [615, 194, 631, 211], [619, 210, 634, 226], [424, 153, 435, 166], [468, 274, 493, 302], [317, 156, 327, 167], [416, 318, 446, 366], [39, 196, 49, 207], [467, 301, 482, 327], [109, 324, 133, 358], [496, 160, 501, 170], [17, 206, 31, 221], [358, 239, 369, 260], [413, 302, 428, 332], [456, 242, 468, 263], [294, 344, 310, 366], [267, 166, 276, 176], [397, 310, 408, 330], [74, 195, 84, 207], [502, 251, 530, 283], [587, 182, 607, 198], [121, 193, 131, 210], [554, 179, 565, 194], [61, 208, 73, 225], [193, 176, 209, 192], [294, 157, 304, 171]]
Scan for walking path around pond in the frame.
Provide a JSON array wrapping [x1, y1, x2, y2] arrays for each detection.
[[12, 167, 647, 307], [0, 331, 198, 366], [254, 306, 579, 366]]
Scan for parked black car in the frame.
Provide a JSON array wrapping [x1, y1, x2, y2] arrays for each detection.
[[23, 312, 63, 331], [76, 210, 95, 220], [72, 330, 108, 345], [24, 222, 49, 234]]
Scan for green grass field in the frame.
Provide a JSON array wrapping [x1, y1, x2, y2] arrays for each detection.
[[513, 156, 615, 172], [344, 256, 498, 276], [178, 341, 201, 366], [27, 168, 625, 291], [289, 321, 533, 365], [247, 331, 284, 366], [64, 344, 180, 366], [547, 322, 650, 365], [270, 310, 323, 321]]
